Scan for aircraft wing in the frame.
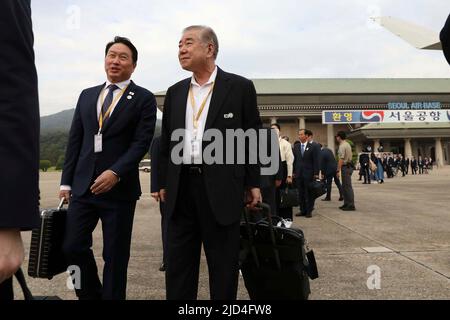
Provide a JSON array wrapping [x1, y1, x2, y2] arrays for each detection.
[[372, 16, 442, 50]]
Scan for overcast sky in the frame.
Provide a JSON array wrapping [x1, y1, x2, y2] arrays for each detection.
[[31, 0, 450, 116]]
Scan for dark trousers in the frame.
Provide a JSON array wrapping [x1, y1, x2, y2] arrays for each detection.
[[342, 166, 355, 207], [165, 167, 240, 300], [275, 161, 292, 220], [160, 202, 168, 265], [325, 173, 343, 199], [0, 277, 13, 300], [62, 194, 136, 300], [362, 164, 371, 183], [412, 167, 417, 175], [296, 176, 313, 215], [419, 166, 424, 174]]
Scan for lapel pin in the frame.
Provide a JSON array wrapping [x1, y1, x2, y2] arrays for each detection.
[[224, 113, 234, 119], [129, 92, 135, 95], [127, 95, 133, 100]]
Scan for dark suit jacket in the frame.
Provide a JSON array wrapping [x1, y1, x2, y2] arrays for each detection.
[[0, 0, 40, 230], [260, 128, 283, 189], [150, 136, 161, 193], [61, 81, 157, 201], [319, 147, 337, 176], [293, 142, 320, 180], [159, 67, 262, 226], [441, 14, 450, 65]]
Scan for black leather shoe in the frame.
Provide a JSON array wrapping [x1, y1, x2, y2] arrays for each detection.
[[305, 214, 312, 218], [342, 206, 356, 211], [159, 263, 166, 272], [322, 198, 331, 201], [339, 205, 347, 210], [295, 212, 305, 216], [338, 197, 344, 201]]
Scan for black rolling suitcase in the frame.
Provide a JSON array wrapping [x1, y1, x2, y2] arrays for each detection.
[[240, 203, 318, 300], [28, 199, 68, 279]]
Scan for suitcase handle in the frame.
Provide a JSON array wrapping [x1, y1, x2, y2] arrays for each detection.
[[57, 198, 65, 211], [243, 202, 282, 270]]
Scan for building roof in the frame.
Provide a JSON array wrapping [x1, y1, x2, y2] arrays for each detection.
[[250, 78, 450, 95], [155, 78, 450, 96], [358, 122, 450, 130], [348, 122, 450, 140]]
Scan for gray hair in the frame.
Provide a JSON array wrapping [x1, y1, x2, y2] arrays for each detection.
[[183, 25, 219, 59]]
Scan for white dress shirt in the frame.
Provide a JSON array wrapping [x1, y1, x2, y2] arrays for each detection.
[[183, 66, 218, 164], [279, 137, 294, 177], [60, 79, 131, 191]]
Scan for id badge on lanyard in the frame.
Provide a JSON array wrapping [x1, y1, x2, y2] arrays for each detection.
[[94, 133, 103, 153], [191, 127, 201, 158]]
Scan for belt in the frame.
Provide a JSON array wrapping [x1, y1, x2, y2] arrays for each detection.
[[182, 164, 203, 175]]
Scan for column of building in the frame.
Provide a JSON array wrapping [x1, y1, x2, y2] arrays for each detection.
[[435, 138, 444, 167]]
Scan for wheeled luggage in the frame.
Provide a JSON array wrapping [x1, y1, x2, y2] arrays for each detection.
[[240, 203, 318, 300], [28, 199, 68, 279]]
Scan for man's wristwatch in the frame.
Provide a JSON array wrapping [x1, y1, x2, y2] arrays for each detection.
[[111, 170, 121, 182]]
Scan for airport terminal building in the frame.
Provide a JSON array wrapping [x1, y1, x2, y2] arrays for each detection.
[[155, 78, 450, 166]]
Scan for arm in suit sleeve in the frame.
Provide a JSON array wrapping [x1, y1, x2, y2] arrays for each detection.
[[242, 80, 262, 188], [61, 92, 85, 186], [313, 143, 320, 176], [110, 93, 157, 177], [158, 87, 172, 190], [275, 149, 283, 181], [150, 137, 160, 193]]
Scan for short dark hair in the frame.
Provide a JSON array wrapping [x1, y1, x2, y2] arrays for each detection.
[[336, 131, 346, 140], [305, 129, 313, 137], [105, 36, 138, 65], [271, 123, 280, 130]]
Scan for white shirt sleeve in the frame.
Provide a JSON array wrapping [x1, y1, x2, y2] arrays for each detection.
[[60, 185, 71, 191], [285, 142, 294, 177]]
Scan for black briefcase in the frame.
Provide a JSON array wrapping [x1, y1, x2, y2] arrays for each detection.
[[28, 199, 68, 279], [240, 203, 318, 300], [279, 186, 299, 208], [309, 179, 327, 200]]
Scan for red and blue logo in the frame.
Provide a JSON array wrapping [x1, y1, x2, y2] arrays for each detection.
[[361, 111, 385, 122]]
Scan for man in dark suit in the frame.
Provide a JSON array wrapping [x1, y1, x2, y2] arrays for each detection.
[[260, 128, 283, 217], [0, 0, 40, 300], [411, 156, 418, 175], [359, 151, 371, 184], [59, 37, 157, 300], [418, 156, 424, 174], [441, 14, 450, 65], [405, 158, 410, 175], [319, 144, 343, 201], [293, 129, 320, 218], [159, 25, 262, 300], [149, 136, 167, 272]]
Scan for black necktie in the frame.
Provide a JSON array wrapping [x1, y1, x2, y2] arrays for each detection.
[[102, 84, 119, 120]]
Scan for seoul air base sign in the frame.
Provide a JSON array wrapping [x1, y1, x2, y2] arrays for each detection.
[[322, 110, 450, 124]]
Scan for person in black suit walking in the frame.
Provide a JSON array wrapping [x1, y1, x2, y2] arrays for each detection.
[[0, 0, 40, 300], [293, 129, 320, 218], [158, 26, 262, 300], [150, 136, 167, 272], [359, 151, 371, 184], [411, 156, 418, 175], [319, 144, 343, 201], [59, 37, 157, 300]]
